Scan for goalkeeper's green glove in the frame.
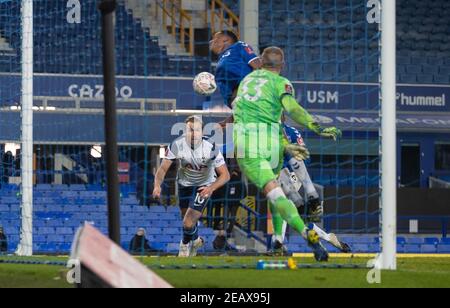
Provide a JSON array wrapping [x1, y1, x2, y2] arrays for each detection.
[[309, 123, 342, 141], [285, 144, 310, 161]]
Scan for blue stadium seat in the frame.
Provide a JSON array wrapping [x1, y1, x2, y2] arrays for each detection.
[[56, 227, 74, 235], [34, 235, 46, 242], [397, 237, 406, 245], [437, 244, 450, 253], [150, 220, 170, 228], [45, 220, 64, 227], [164, 228, 181, 235], [4, 227, 19, 235], [35, 243, 57, 253], [397, 243, 407, 253], [434, 75, 449, 84], [168, 220, 181, 228], [57, 243, 72, 252], [288, 236, 304, 244], [159, 213, 179, 221], [405, 238, 425, 244], [69, 184, 86, 191], [152, 243, 167, 251], [166, 243, 180, 253], [149, 206, 167, 213], [424, 238, 439, 245], [167, 206, 181, 214], [400, 74, 417, 84], [159, 235, 173, 243], [404, 244, 421, 253], [147, 228, 163, 235], [349, 236, 376, 244], [417, 74, 434, 84], [288, 244, 310, 253], [422, 64, 439, 75], [46, 235, 65, 243], [421, 245, 437, 254]]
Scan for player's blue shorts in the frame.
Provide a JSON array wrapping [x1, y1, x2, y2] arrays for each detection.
[[178, 184, 210, 213]]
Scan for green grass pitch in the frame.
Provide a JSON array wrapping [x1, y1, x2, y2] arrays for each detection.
[[0, 256, 449, 288]]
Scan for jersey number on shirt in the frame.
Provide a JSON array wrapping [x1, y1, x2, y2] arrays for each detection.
[[240, 78, 268, 102], [194, 193, 208, 208]]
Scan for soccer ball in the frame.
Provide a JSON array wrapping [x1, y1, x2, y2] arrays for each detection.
[[193, 72, 217, 96]]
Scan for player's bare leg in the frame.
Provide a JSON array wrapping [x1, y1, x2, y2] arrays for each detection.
[[180, 208, 188, 220], [179, 208, 204, 257]]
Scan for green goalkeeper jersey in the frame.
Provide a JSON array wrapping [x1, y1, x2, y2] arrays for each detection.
[[233, 69, 295, 125]]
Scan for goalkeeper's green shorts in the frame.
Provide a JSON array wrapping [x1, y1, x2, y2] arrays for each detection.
[[234, 129, 289, 190]]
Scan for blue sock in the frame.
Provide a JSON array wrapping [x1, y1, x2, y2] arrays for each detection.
[[183, 226, 198, 244]]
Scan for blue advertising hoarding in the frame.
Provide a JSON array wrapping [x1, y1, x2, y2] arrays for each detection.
[[1, 74, 449, 144], [1, 73, 449, 112], [1, 110, 449, 144], [293, 81, 450, 113]]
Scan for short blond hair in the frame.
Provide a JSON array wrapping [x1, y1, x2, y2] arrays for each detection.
[[261, 46, 285, 69], [185, 115, 203, 127]]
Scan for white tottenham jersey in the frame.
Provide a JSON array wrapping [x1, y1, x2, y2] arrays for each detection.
[[166, 136, 226, 187]]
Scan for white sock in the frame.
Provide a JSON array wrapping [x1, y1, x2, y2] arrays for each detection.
[[289, 158, 319, 199], [312, 224, 331, 242], [266, 187, 286, 204], [281, 221, 288, 242], [273, 234, 284, 244]]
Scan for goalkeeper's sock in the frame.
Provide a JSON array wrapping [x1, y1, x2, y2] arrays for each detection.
[[288, 158, 319, 199], [182, 225, 199, 245], [267, 188, 306, 235], [269, 201, 284, 243]]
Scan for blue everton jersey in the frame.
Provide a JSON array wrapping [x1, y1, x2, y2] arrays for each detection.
[[215, 41, 258, 105], [283, 124, 305, 146], [283, 124, 307, 168]]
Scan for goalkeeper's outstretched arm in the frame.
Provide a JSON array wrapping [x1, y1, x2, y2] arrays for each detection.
[[281, 95, 342, 141]]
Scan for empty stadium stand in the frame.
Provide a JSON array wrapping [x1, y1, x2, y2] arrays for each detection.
[[1, 184, 449, 254], [1, 0, 448, 83], [256, 0, 450, 84], [0, 184, 217, 254], [0, 0, 210, 76]]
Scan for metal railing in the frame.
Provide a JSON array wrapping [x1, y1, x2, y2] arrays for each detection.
[[429, 176, 450, 189], [1, 96, 177, 114], [156, 0, 194, 55], [208, 0, 240, 36]]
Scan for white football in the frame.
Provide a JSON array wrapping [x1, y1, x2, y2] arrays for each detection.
[[193, 72, 217, 96]]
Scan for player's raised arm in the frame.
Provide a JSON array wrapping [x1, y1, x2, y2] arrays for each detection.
[[153, 159, 173, 200], [281, 95, 342, 141]]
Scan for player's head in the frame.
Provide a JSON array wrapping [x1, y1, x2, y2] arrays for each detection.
[[137, 228, 145, 237], [185, 115, 204, 147], [261, 46, 285, 73], [209, 30, 238, 55]]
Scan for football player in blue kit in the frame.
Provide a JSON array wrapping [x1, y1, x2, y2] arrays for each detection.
[[274, 122, 351, 255], [209, 30, 262, 111]]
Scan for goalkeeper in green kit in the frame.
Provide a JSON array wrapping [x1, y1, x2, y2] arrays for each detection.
[[233, 47, 342, 261]]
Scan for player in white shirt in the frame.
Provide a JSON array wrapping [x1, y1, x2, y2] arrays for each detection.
[[153, 116, 230, 257]]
